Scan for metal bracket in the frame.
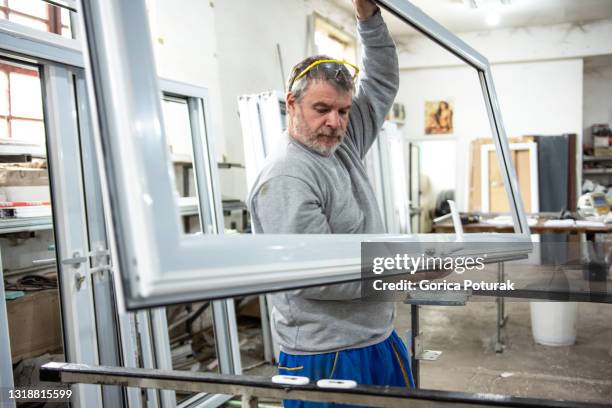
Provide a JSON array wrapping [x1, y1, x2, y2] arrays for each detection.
[[418, 350, 442, 361], [404, 289, 472, 306], [75, 272, 86, 290], [89, 249, 112, 277], [414, 335, 442, 361], [61, 249, 112, 290], [89, 265, 112, 275]]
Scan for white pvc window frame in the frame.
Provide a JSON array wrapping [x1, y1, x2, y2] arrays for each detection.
[[159, 79, 222, 237], [78, 0, 532, 309], [0, 13, 102, 406], [364, 122, 405, 235], [238, 91, 285, 190]]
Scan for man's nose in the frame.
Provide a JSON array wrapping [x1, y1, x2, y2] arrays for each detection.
[[325, 111, 341, 129]]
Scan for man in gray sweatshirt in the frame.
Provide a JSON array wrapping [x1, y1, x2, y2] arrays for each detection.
[[248, 1, 414, 403]]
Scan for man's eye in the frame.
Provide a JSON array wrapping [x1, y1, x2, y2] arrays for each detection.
[[316, 108, 329, 114], [339, 110, 349, 116]]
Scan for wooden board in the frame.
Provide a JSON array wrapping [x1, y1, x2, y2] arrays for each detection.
[[469, 136, 534, 212], [7, 289, 63, 362], [515, 149, 532, 212], [487, 147, 534, 213], [487, 149, 509, 212]]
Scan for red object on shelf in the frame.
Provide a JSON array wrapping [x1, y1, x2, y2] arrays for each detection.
[[0, 201, 50, 208]]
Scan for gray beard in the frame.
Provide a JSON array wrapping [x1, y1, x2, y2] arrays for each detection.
[[290, 111, 344, 156], [302, 135, 341, 157], [294, 122, 343, 157]]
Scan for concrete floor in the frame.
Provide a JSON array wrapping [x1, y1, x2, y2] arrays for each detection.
[[245, 301, 612, 405], [393, 301, 612, 405]]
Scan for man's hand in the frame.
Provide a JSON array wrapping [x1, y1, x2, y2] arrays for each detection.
[[353, 0, 379, 21]]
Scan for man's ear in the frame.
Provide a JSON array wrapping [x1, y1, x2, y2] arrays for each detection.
[[286, 91, 296, 115]]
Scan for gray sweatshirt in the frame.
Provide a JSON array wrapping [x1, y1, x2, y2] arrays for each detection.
[[247, 11, 399, 355]]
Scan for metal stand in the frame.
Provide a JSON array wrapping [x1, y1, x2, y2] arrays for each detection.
[[410, 305, 420, 388], [496, 262, 508, 353], [407, 288, 472, 388], [259, 295, 274, 363]]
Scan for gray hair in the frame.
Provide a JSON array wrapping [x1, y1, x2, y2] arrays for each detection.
[[287, 55, 355, 101]]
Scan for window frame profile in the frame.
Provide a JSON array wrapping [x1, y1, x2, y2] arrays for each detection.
[[78, 0, 532, 310]]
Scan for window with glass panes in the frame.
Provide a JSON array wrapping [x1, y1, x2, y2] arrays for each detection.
[[0, 62, 45, 145], [0, 0, 71, 37]]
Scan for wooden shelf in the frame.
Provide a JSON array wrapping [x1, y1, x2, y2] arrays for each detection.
[[583, 168, 612, 175], [0, 141, 46, 158], [583, 155, 612, 162]]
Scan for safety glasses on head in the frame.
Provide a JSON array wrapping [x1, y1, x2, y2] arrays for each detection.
[[290, 59, 359, 91]]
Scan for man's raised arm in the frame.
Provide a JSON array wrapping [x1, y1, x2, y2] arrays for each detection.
[[347, 0, 400, 158]]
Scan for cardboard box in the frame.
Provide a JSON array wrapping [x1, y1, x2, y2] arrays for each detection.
[[7, 289, 63, 362], [593, 135, 609, 148], [593, 147, 612, 157]]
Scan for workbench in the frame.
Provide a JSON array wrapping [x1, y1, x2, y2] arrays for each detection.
[[431, 216, 612, 237]]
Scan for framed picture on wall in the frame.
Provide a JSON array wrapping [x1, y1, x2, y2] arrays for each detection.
[[425, 100, 453, 135]]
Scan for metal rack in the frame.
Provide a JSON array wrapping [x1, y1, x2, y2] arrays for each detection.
[[0, 216, 53, 234], [582, 155, 612, 178], [0, 139, 52, 235]]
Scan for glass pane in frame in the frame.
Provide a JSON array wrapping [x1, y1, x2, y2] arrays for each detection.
[[161, 94, 202, 235], [2, 0, 74, 38], [7, 0, 48, 19], [0, 71, 8, 115], [9, 70, 43, 119], [0, 118, 8, 139], [8, 13, 47, 31], [11, 119, 45, 144]]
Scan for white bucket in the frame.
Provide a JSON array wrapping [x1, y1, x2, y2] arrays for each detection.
[[529, 302, 577, 346]]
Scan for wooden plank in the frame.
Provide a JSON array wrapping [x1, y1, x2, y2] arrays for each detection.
[[7, 289, 63, 362], [488, 149, 510, 212], [469, 136, 534, 212], [515, 149, 532, 213]]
